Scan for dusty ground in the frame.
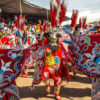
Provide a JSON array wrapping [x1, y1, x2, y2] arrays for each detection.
[[16, 68, 92, 100]]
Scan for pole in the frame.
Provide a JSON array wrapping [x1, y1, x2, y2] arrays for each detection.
[[20, 0, 22, 15], [19, 0, 24, 49], [47, 9, 49, 26]]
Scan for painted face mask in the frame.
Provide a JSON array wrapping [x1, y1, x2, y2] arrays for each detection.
[[46, 29, 61, 52]]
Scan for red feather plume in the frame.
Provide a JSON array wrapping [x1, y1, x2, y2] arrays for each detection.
[[42, 20, 47, 32], [71, 10, 78, 28], [83, 17, 87, 29], [59, 0, 67, 26], [50, 0, 67, 28], [14, 16, 19, 29], [79, 18, 82, 29]]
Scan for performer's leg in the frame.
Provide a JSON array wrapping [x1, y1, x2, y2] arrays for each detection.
[[43, 71, 50, 94], [24, 68, 28, 76], [53, 76, 62, 100], [44, 79, 50, 93], [73, 66, 76, 77], [70, 62, 76, 77], [72, 62, 76, 77], [22, 67, 28, 77], [91, 78, 100, 100], [54, 86, 61, 100]]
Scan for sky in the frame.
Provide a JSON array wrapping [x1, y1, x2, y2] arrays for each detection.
[[27, 0, 100, 23]]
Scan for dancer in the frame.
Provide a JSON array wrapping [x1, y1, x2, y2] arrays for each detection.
[[31, 0, 71, 100]]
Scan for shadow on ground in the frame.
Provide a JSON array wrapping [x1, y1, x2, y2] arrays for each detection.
[[19, 85, 91, 99], [70, 74, 92, 84]]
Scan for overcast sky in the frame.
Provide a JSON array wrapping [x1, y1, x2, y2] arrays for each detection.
[[27, 0, 100, 23]]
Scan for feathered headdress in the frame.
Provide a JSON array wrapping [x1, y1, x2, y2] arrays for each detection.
[[82, 17, 87, 29], [14, 16, 19, 29], [42, 19, 47, 32], [14, 15, 26, 36], [77, 16, 87, 34], [79, 17, 87, 29], [50, 0, 67, 28], [79, 17, 82, 29], [71, 10, 78, 28], [11, 23, 15, 32]]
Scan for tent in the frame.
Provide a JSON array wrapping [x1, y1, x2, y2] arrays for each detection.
[[0, 0, 70, 23]]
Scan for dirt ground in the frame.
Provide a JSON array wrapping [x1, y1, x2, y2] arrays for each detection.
[[16, 68, 92, 100]]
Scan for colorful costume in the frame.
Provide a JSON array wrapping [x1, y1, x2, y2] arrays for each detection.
[[63, 10, 100, 100], [0, 48, 30, 100], [42, 38, 70, 84], [31, 0, 71, 100], [0, 15, 31, 99], [31, 33, 70, 100]]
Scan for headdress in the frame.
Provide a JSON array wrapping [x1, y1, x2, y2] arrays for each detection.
[[71, 10, 78, 28], [50, 0, 67, 29]]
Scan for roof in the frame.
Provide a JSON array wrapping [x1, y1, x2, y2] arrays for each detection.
[[89, 21, 98, 25], [0, 0, 70, 20]]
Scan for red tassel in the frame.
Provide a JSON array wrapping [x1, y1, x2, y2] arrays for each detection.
[[18, 15, 26, 32], [49, 23, 51, 28], [71, 10, 74, 27], [74, 10, 78, 27], [79, 18, 82, 29], [53, 7, 57, 27], [19, 15, 22, 30], [21, 17, 25, 31], [83, 17, 87, 29], [50, 1, 53, 27], [56, 0, 61, 26], [50, 0, 58, 27], [71, 10, 78, 28], [14, 16, 19, 29], [59, 0, 67, 25], [50, 0, 57, 27], [42, 20, 47, 32], [50, 0, 67, 27], [56, 0, 60, 5], [11, 23, 15, 32]]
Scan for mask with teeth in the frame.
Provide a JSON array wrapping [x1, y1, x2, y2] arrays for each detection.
[[46, 29, 61, 52]]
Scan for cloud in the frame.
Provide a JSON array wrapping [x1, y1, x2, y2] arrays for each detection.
[[28, 0, 100, 23], [27, 0, 50, 9], [68, 1, 99, 10], [79, 11, 100, 23], [66, 8, 100, 23]]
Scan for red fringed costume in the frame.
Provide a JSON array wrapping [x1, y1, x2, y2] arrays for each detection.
[[31, 0, 70, 99], [32, 39, 70, 86], [0, 48, 30, 100]]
